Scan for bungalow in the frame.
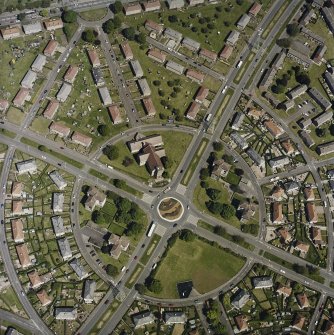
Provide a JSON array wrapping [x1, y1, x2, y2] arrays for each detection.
[[165, 60, 184, 75], [98, 87, 112, 106], [231, 289, 250, 309], [186, 69, 205, 84], [164, 312, 187, 324], [147, 48, 167, 63], [69, 258, 88, 280], [83, 280, 96, 303], [1, 26, 20, 40], [317, 141, 334, 156], [84, 187, 107, 212], [49, 122, 71, 138], [51, 216, 65, 237], [11, 219, 24, 243], [0, 99, 9, 112], [230, 132, 248, 150], [248, 2, 262, 17], [199, 48, 217, 62], [108, 105, 122, 124], [49, 170, 67, 190], [16, 159, 37, 175], [264, 119, 284, 138], [231, 112, 245, 130], [13, 88, 30, 108], [57, 238, 72, 260], [226, 30, 240, 46], [31, 54, 46, 73], [142, 97, 157, 117], [182, 37, 200, 52], [313, 111, 333, 127], [186, 101, 201, 121], [195, 86, 209, 103], [166, 0, 184, 9], [138, 78, 151, 97], [21, 70, 37, 89], [56, 82, 72, 102], [277, 227, 292, 243], [247, 148, 264, 166], [144, 20, 164, 34], [16, 244, 32, 268], [123, 2, 142, 15], [22, 22, 42, 35], [87, 50, 100, 68], [11, 182, 23, 198], [71, 132, 92, 148], [52, 193, 64, 213], [295, 241, 310, 255], [164, 27, 183, 42], [142, 0, 161, 12], [296, 293, 310, 309], [234, 315, 249, 332], [236, 14, 251, 30], [44, 40, 58, 57], [271, 186, 285, 201], [36, 289, 52, 307], [54, 308, 77, 320], [43, 100, 59, 119], [219, 45, 233, 61], [308, 87, 332, 111], [276, 284, 292, 297], [272, 202, 283, 224], [43, 17, 63, 31], [291, 314, 305, 331], [64, 65, 79, 84], [110, 234, 130, 259], [130, 60, 144, 78], [120, 42, 134, 60]]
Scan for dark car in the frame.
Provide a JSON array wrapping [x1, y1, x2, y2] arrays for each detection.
[[1, 220, 3, 224], [141, 244, 146, 248], [105, 299, 109, 304], [57, 163, 62, 166], [173, 223, 177, 228], [134, 256, 137, 260]]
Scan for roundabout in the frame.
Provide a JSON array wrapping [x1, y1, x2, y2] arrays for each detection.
[[157, 197, 184, 222]]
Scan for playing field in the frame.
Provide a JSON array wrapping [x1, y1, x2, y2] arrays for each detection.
[[151, 238, 245, 298]]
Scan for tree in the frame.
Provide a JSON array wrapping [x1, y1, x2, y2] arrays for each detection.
[[168, 15, 178, 22], [153, 80, 161, 86], [106, 264, 119, 276], [207, 23, 215, 30], [63, 10, 77, 23], [103, 19, 114, 33], [220, 204, 236, 219], [259, 310, 270, 321], [200, 181, 209, 189], [136, 32, 146, 44], [147, 279, 162, 293], [271, 84, 285, 94], [135, 283, 146, 294], [287, 23, 300, 37], [180, 229, 196, 242], [292, 263, 306, 274], [161, 156, 171, 169], [122, 27, 135, 40], [276, 38, 291, 48], [97, 124, 109, 136], [206, 201, 224, 214], [39, 9, 49, 17], [92, 210, 105, 225], [212, 141, 223, 151], [103, 145, 119, 160], [200, 168, 210, 180], [222, 154, 234, 164], [236, 0, 244, 4], [316, 127, 326, 137], [296, 73, 310, 86], [101, 245, 110, 254], [191, 26, 198, 32], [113, 15, 122, 28], [126, 222, 143, 236], [207, 309, 218, 321], [112, 0, 123, 13], [214, 225, 226, 236], [216, 5, 223, 12], [235, 168, 244, 176], [122, 156, 134, 167], [117, 197, 132, 212], [113, 179, 126, 189], [206, 188, 221, 201], [82, 29, 96, 43]]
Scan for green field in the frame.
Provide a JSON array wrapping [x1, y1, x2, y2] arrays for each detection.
[[150, 238, 245, 298], [79, 8, 108, 21]]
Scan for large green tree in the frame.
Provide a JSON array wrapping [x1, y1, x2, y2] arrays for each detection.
[[63, 10, 77, 23]]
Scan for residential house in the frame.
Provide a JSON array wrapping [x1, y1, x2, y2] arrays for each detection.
[[313, 0, 324, 8], [43, 100, 59, 119], [231, 112, 245, 130], [248, 2, 262, 16], [1, 26, 20, 40], [12, 201, 23, 218], [186, 101, 201, 121], [142, 97, 157, 117], [211, 159, 231, 179], [323, 320, 334, 335], [83, 280, 96, 303], [295, 241, 310, 255], [230, 132, 248, 150], [13, 88, 30, 108], [237, 14, 251, 30], [252, 276, 273, 289], [51, 216, 65, 237], [123, 2, 142, 15], [269, 156, 290, 169], [226, 30, 240, 46], [56, 82, 72, 102], [31, 54, 46, 73], [28, 270, 44, 289], [57, 238, 72, 260], [324, 70, 334, 95], [317, 141, 334, 156], [87, 50, 100, 68], [43, 18, 63, 31], [272, 202, 283, 224], [11, 219, 24, 243], [120, 42, 134, 60], [313, 44, 327, 65], [298, 117, 312, 129], [304, 187, 315, 201], [287, 49, 312, 69], [264, 119, 284, 138], [195, 86, 209, 103], [282, 99, 295, 111], [287, 84, 308, 99], [54, 308, 77, 320], [284, 180, 299, 194], [52, 193, 64, 213], [147, 48, 167, 63], [144, 20, 164, 34], [291, 314, 306, 330], [36, 289, 52, 307], [44, 40, 58, 57], [296, 293, 310, 309], [137, 144, 165, 179], [219, 45, 233, 61], [166, 0, 184, 9], [313, 111, 333, 127], [142, 0, 161, 12], [130, 60, 144, 78], [109, 234, 130, 258], [271, 186, 285, 201], [84, 187, 106, 212], [199, 48, 217, 62], [16, 159, 37, 175], [69, 258, 88, 280], [98, 87, 112, 106], [231, 289, 250, 309], [301, 26, 325, 45], [246, 148, 264, 166], [272, 50, 286, 69], [92, 67, 105, 86], [49, 170, 67, 190], [281, 140, 295, 155], [277, 227, 292, 243], [138, 78, 151, 97], [186, 69, 205, 84], [276, 284, 292, 297], [182, 37, 200, 52], [299, 130, 315, 147], [49, 122, 71, 138], [0, 99, 9, 112], [108, 105, 122, 124], [64, 65, 79, 84], [165, 61, 185, 75], [164, 311, 187, 324], [310, 226, 324, 246], [306, 202, 318, 223], [308, 87, 332, 111], [322, 7, 334, 34], [16, 244, 31, 268], [11, 181, 23, 198], [128, 134, 163, 153], [238, 202, 256, 222], [234, 315, 249, 332], [132, 311, 155, 328], [164, 27, 183, 42], [299, 9, 315, 25], [22, 22, 42, 35]]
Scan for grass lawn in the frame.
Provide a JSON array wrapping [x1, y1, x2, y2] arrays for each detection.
[[150, 238, 245, 298], [193, 181, 241, 229], [63, 22, 79, 42], [140, 234, 161, 265], [0, 286, 27, 317], [30, 117, 51, 135], [6, 107, 25, 125], [79, 8, 108, 21]]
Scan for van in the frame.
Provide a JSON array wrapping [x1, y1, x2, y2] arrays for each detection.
[[236, 60, 243, 68], [205, 114, 212, 122], [121, 266, 126, 272]]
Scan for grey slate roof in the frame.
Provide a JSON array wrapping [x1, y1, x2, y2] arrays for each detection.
[[181, 37, 200, 51], [69, 258, 88, 280], [52, 192, 64, 212], [83, 279, 96, 302], [16, 159, 37, 174], [308, 87, 332, 111], [54, 307, 77, 320], [164, 311, 187, 324], [246, 148, 264, 166], [164, 27, 182, 41], [230, 132, 248, 150], [130, 59, 144, 78], [231, 289, 250, 309], [23, 21, 42, 35], [51, 216, 65, 237], [49, 170, 67, 190], [57, 238, 72, 260], [56, 82, 72, 102], [231, 112, 245, 130], [31, 54, 46, 72], [165, 60, 185, 74], [98, 87, 112, 106], [137, 78, 151, 97], [21, 70, 37, 89], [252, 276, 273, 289], [132, 311, 155, 328]]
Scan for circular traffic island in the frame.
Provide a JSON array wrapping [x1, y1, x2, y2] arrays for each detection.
[[158, 197, 184, 222]]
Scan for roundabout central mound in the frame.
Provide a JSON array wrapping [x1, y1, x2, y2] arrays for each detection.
[[158, 197, 184, 222]]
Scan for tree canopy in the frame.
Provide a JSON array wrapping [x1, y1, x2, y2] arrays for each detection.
[[63, 10, 77, 23]]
